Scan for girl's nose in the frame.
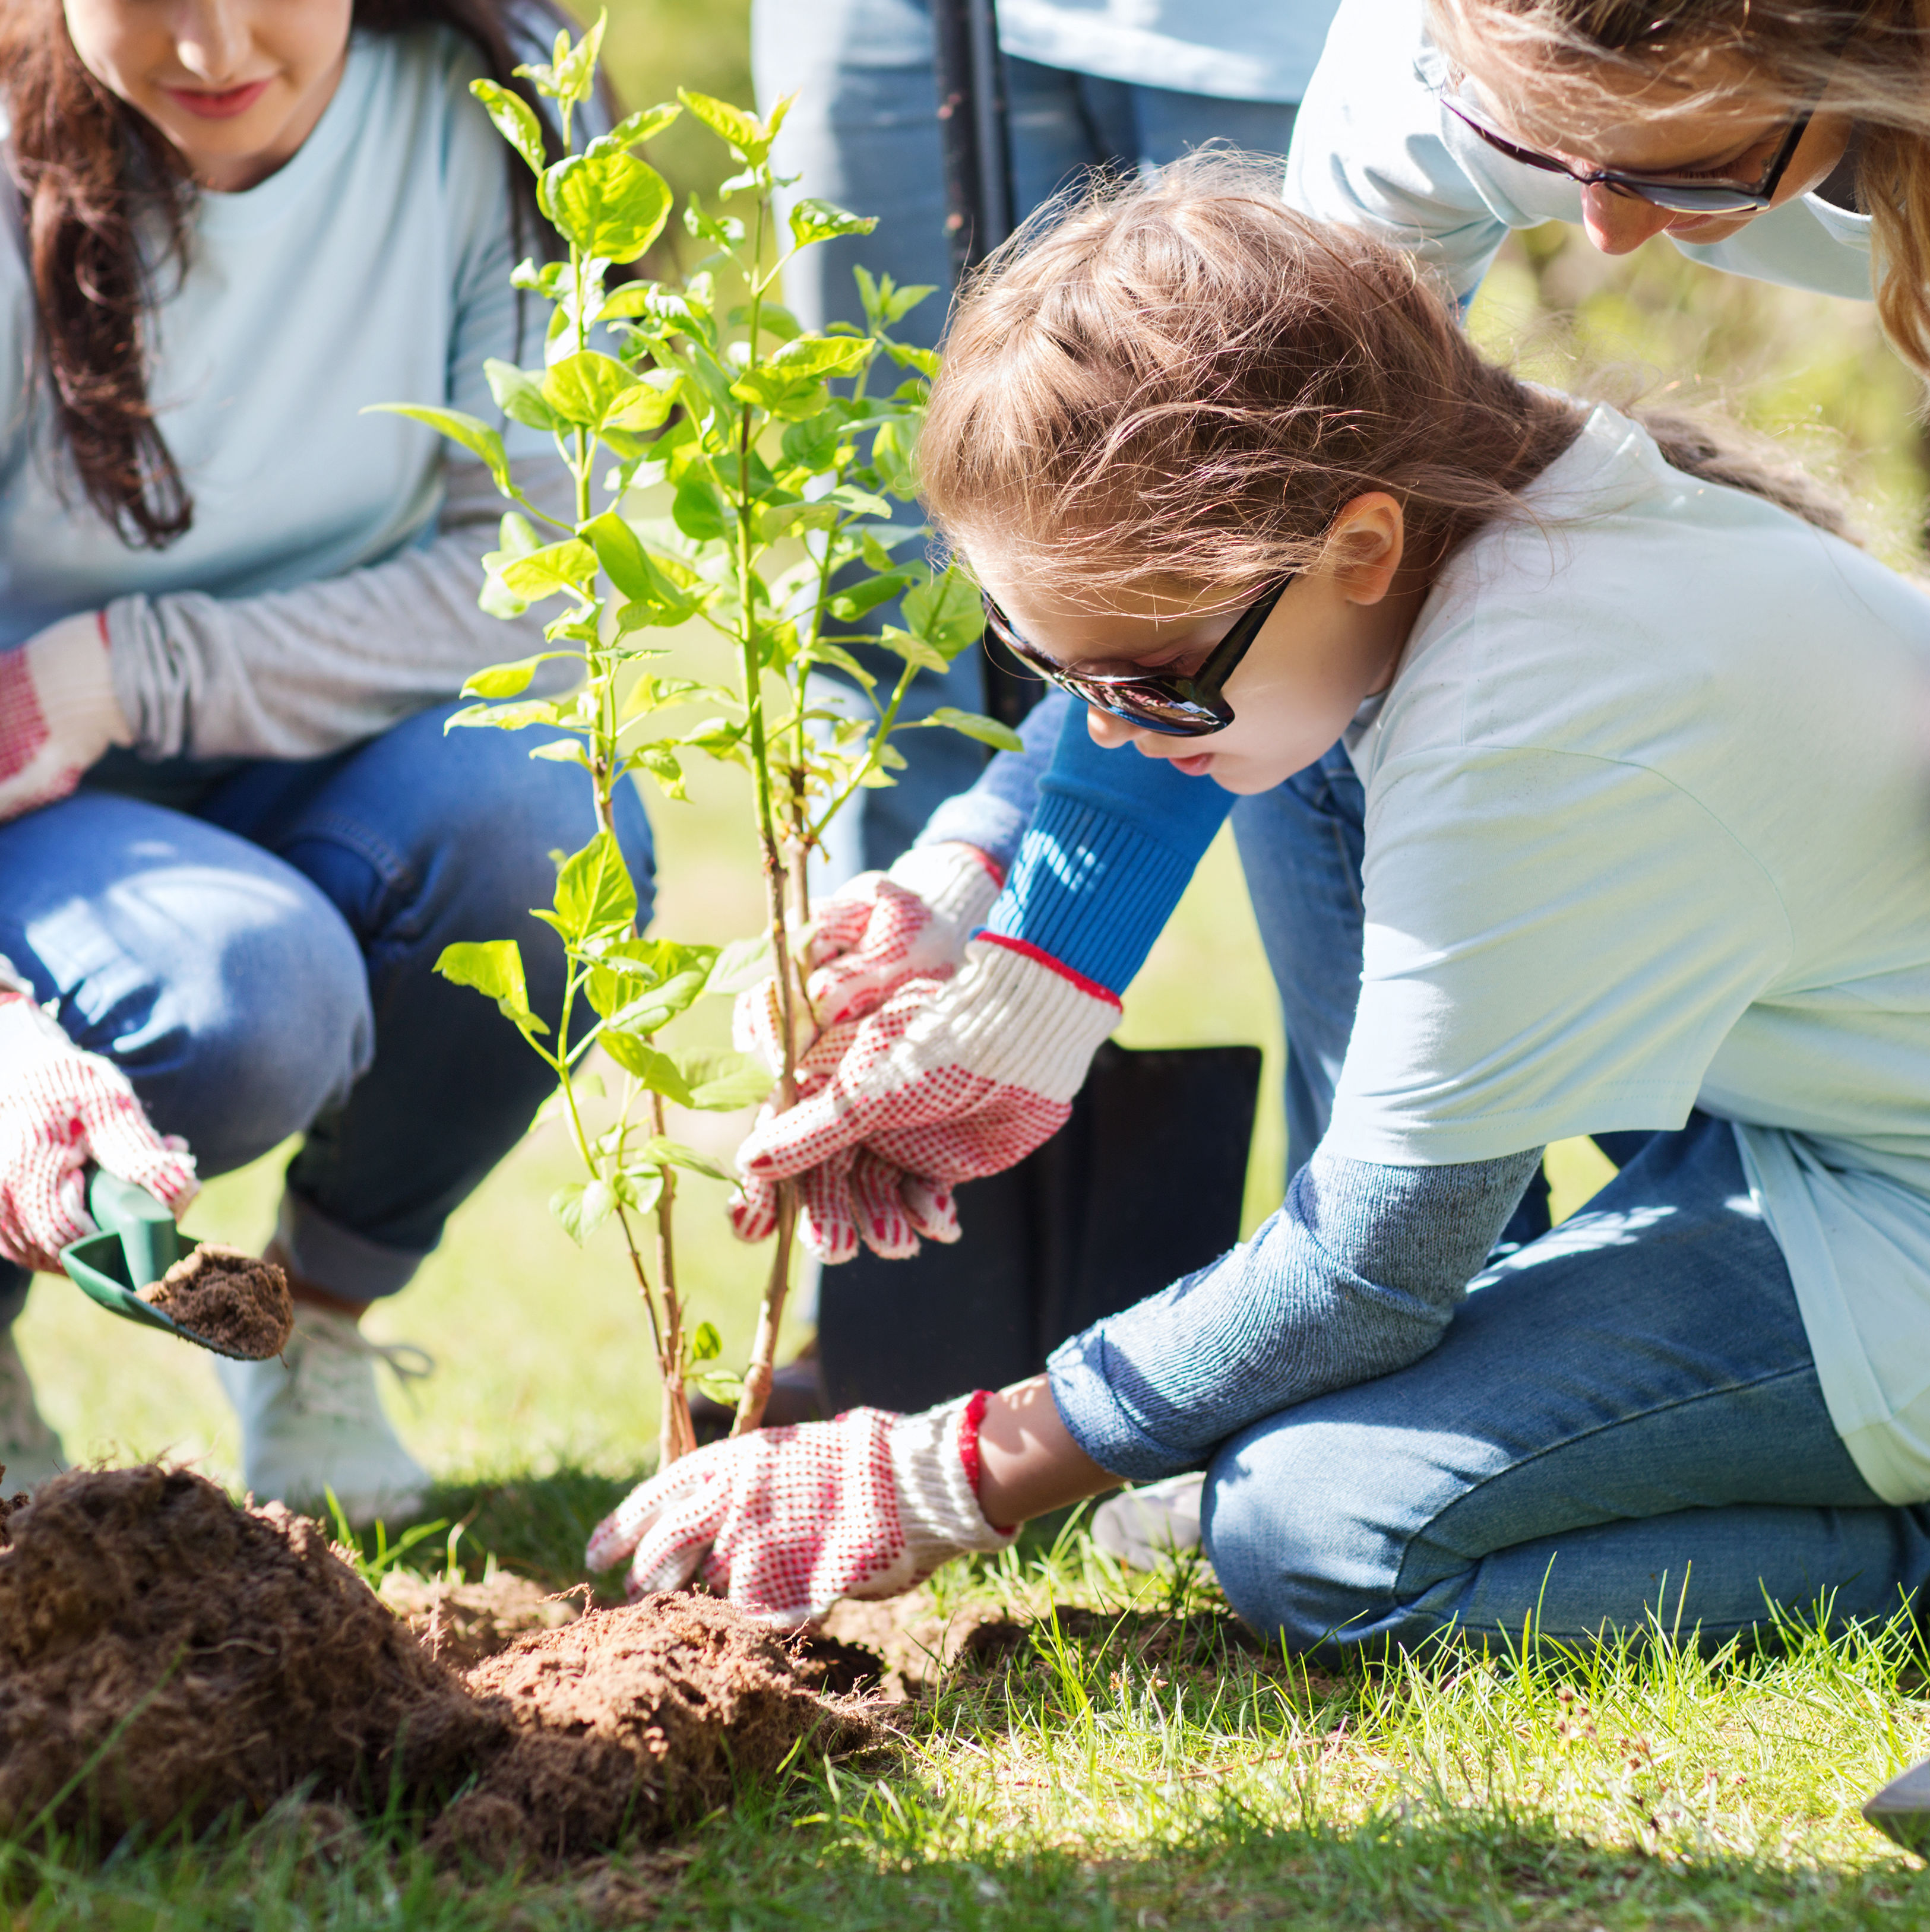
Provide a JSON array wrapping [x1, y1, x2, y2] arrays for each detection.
[[173, 0, 252, 81], [1086, 707, 1140, 750], [1578, 182, 1681, 255]]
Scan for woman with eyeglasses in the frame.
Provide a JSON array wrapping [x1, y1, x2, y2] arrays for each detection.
[[589, 170, 1930, 1664], [1285, 0, 1898, 343]]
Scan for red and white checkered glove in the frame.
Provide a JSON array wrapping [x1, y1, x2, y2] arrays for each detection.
[[728, 935, 1120, 1264], [0, 613, 132, 823], [0, 958, 198, 1273], [584, 1391, 1016, 1627]]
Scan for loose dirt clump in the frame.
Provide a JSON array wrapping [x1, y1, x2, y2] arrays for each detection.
[[0, 1466, 498, 1838], [438, 1594, 883, 1866], [379, 1569, 583, 1667], [138, 1244, 293, 1358], [0, 1468, 881, 1863]]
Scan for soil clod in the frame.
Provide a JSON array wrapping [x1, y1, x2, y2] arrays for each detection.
[[138, 1245, 293, 1358], [379, 1569, 583, 1668], [0, 1467, 879, 1864]]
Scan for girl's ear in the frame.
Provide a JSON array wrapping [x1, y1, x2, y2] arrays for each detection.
[[1324, 493, 1407, 607]]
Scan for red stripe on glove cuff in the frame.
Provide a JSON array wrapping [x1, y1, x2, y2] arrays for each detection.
[[975, 933, 1122, 1009]]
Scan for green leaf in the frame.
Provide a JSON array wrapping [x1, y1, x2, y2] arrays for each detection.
[[914, 705, 1026, 752], [765, 335, 873, 382], [600, 1032, 692, 1103], [694, 1367, 744, 1406], [470, 79, 546, 174], [639, 1135, 735, 1180], [629, 744, 686, 801], [902, 564, 987, 660], [540, 350, 634, 429], [676, 1050, 774, 1111], [606, 370, 683, 432], [436, 940, 549, 1038], [788, 198, 877, 249], [885, 340, 942, 379], [363, 405, 510, 491], [461, 652, 570, 700], [613, 1167, 665, 1216], [704, 932, 772, 995], [499, 539, 597, 600], [542, 150, 673, 264], [553, 831, 637, 940], [671, 474, 730, 542], [590, 100, 681, 154], [689, 1320, 723, 1363], [877, 626, 949, 674], [676, 87, 773, 163], [551, 1178, 616, 1246], [483, 358, 559, 431]]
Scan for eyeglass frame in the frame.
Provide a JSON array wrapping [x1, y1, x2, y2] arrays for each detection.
[[1441, 85, 1817, 213], [1437, 3, 1867, 221], [980, 575, 1295, 738]]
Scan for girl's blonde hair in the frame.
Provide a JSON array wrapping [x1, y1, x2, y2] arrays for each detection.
[[1430, 0, 1930, 382], [920, 159, 1857, 599]]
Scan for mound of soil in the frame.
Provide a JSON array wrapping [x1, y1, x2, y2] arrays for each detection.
[[438, 1595, 881, 1864], [138, 1245, 293, 1358], [379, 1569, 583, 1668], [0, 1468, 879, 1862], [0, 1466, 496, 1838]]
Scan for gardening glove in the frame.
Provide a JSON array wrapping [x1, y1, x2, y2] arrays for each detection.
[[727, 935, 1121, 1264], [730, 843, 1005, 1083], [0, 958, 198, 1273], [585, 1391, 1015, 1626], [0, 613, 133, 823]]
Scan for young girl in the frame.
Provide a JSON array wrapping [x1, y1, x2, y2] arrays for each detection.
[[0, 0, 650, 1518], [590, 164, 1930, 1658]]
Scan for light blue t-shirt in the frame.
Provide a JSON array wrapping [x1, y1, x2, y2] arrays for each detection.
[[1283, 0, 1876, 304], [0, 24, 544, 651], [999, 0, 1340, 104], [1334, 403, 1930, 1502]]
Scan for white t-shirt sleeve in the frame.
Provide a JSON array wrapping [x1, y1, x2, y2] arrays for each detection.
[[1327, 745, 1793, 1164]]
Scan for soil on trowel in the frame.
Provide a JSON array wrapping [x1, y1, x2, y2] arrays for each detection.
[[0, 1467, 882, 1866], [379, 1568, 583, 1668], [436, 1594, 884, 1866], [137, 1244, 293, 1358]]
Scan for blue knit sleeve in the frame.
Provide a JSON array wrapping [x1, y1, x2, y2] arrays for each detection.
[[1047, 1145, 1544, 1479], [980, 701, 1233, 993]]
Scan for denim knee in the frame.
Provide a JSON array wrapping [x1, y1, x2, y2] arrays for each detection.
[[1202, 1414, 1404, 1655]]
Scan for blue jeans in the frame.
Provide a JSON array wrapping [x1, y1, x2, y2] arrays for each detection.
[[752, 0, 1301, 873], [0, 705, 653, 1313], [1203, 1112, 1922, 1657]]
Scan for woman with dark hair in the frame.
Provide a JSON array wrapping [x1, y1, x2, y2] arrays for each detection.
[[0, 0, 652, 1518]]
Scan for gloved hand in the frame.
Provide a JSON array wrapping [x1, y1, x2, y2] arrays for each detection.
[[0, 960, 199, 1272], [0, 613, 132, 823], [728, 935, 1120, 1263], [586, 1392, 1015, 1626]]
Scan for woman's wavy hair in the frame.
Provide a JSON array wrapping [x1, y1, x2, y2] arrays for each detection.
[[1429, 0, 1930, 385], [919, 157, 1857, 604], [0, 0, 563, 549]]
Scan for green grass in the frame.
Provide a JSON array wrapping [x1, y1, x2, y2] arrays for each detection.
[[14, 4, 1930, 1920]]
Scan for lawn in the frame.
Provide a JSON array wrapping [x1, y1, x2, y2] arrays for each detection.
[[12, 1, 1930, 1922]]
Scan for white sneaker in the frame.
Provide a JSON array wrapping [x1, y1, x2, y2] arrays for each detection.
[[0, 1326, 65, 1493], [214, 1306, 432, 1527], [1091, 1472, 1207, 1572]]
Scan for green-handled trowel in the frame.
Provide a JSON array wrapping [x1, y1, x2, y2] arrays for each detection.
[[59, 1170, 220, 1352]]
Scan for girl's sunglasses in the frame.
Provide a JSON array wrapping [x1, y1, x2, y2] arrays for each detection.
[[980, 577, 1293, 737], [1442, 87, 1814, 213]]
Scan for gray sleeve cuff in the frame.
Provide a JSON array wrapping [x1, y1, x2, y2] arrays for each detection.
[[1047, 1144, 1545, 1480]]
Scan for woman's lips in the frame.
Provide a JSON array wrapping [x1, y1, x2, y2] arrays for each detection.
[[1169, 752, 1215, 777], [160, 79, 273, 119]]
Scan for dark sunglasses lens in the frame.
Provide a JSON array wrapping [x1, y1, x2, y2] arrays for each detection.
[[1084, 685, 1226, 737]]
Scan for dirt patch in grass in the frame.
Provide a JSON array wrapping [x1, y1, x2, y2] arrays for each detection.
[[0, 1468, 879, 1863], [138, 1245, 293, 1359], [379, 1569, 584, 1668]]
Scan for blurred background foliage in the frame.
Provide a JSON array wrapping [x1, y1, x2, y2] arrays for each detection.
[[17, 0, 1930, 1494]]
